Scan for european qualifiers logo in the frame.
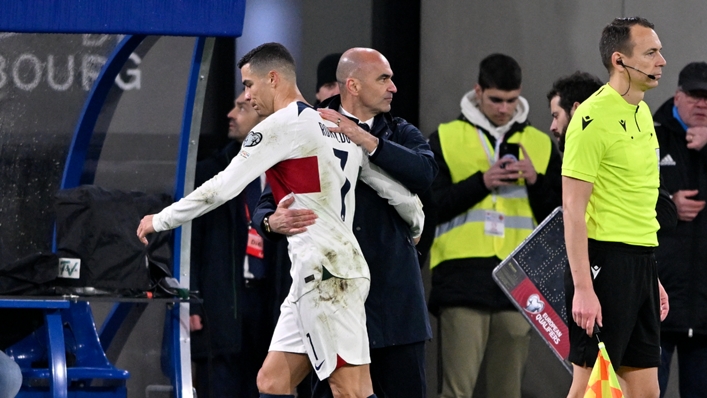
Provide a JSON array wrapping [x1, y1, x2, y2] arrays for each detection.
[[58, 258, 81, 279], [524, 293, 545, 314]]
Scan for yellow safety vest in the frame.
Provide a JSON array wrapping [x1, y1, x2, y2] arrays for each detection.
[[430, 120, 552, 269]]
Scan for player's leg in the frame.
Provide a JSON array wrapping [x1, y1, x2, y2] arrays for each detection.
[[260, 298, 313, 395], [299, 276, 374, 397], [617, 366, 659, 398], [327, 363, 374, 398], [439, 306, 490, 398], [484, 310, 531, 398], [566, 365, 592, 398], [257, 351, 312, 395], [618, 249, 661, 398]]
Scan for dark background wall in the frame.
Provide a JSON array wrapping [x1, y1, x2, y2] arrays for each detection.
[[0, 0, 697, 396], [419, 0, 707, 136]]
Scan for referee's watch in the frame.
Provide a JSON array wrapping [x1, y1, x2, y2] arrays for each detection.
[[263, 215, 272, 234]]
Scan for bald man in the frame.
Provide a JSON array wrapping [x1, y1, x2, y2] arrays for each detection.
[[254, 47, 436, 398]]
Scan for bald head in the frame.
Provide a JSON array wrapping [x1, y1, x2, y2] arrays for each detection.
[[336, 48, 397, 121], [336, 48, 389, 85]]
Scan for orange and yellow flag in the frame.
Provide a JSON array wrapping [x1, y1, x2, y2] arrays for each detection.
[[584, 342, 623, 398]]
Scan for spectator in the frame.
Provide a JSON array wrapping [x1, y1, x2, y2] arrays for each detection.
[[546, 71, 603, 151], [654, 61, 707, 398], [314, 53, 342, 106], [428, 53, 562, 398]]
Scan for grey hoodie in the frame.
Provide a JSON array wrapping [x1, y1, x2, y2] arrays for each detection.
[[460, 89, 530, 141]]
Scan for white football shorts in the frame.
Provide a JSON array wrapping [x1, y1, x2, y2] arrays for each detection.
[[269, 276, 371, 380]]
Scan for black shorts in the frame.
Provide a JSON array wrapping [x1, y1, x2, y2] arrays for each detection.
[[564, 239, 660, 368]]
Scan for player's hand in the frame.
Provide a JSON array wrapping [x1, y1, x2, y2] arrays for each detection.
[[572, 286, 602, 337], [658, 279, 669, 321], [505, 144, 537, 185], [686, 126, 707, 151], [672, 189, 706, 222], [483, 158, 520, 189], [269, 194, 317, 235], [137, 214, 156, 245], [190, 314, 203, 331], [319, 108, 379, 154]]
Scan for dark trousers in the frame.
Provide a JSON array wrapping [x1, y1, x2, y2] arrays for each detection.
[[195, 354, 260, 398], [311, 341, 426, 398], [659, 332, 707, 398], [194, 285, 272, 398]]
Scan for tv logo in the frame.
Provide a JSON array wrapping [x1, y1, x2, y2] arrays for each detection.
[[58, 258, 81, 279]]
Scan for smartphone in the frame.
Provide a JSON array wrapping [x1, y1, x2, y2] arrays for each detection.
[[498, 142, 519, 182]]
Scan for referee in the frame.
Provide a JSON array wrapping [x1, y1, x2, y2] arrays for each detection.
[[562, 17, 669, 398]]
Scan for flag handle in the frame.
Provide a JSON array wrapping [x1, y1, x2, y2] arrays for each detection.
[[593, 324, 602, 343]]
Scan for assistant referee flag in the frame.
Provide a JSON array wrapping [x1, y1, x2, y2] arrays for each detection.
[[584, 341, 623, 398]]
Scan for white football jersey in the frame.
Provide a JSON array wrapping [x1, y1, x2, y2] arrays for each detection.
[[153, 101, 422, 300]]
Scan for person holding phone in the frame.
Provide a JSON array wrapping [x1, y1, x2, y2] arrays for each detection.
[[427, 53, 562, 398]]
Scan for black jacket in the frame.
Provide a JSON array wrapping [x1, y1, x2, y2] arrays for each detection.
[[253, 95, 436, 347], [189, 141, 278, 359], [427, 116, 563, 314], [654, 98, 707, 336]]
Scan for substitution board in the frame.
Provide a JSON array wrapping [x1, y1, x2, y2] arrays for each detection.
[[492, 207, 571, 373]]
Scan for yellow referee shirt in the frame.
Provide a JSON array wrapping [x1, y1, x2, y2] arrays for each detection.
[[562, 84, 659, 246]]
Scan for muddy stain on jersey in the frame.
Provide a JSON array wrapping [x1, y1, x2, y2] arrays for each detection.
[[199, 188, 217, 205], [317, 167, 332, 208], [324, 249, 337, 266], [317, 277, 349, 306]]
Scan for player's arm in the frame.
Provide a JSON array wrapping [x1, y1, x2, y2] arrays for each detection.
[[359, 156, 424, 239], [138, 128, 285, 243], [366, 121, 437, 194], [563, 176, 601, 337], [153, 155, 272, 230]]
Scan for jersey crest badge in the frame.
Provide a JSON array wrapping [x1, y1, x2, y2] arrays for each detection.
[[243, 131, 262, 147]]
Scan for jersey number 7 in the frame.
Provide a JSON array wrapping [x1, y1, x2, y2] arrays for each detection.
[[333, 148, 351, 221]]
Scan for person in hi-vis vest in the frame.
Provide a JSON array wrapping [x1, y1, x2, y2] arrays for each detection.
[[427, 53, 562, 398]]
